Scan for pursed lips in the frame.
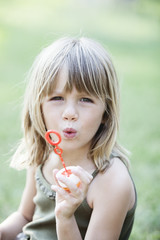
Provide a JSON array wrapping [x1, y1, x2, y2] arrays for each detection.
[[63, 128, 77, 139]]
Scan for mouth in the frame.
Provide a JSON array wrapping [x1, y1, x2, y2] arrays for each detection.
[[63, 128, 77, 139]]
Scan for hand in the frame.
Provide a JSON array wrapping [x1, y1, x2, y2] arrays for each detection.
[[51, 166, 93, 220]]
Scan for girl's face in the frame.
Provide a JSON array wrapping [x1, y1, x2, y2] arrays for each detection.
[[42, 67, 105, 154]]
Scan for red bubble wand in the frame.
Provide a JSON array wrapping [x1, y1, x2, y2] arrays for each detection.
[[45, 130, 81, 191], [45, 130, 70, 176]]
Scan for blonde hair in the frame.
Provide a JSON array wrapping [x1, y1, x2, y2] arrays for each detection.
[[11, 37, 129, 171]]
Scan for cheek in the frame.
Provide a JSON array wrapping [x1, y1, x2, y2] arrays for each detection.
[[43, 113, 57, 130], [84, 113, 103, 134], [42, 104, 54, 129]]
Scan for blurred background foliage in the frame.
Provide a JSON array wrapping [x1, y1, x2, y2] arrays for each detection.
[[0, 0, 160, 239]]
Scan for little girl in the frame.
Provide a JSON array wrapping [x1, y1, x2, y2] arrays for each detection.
[[0, 37, 137, 240]]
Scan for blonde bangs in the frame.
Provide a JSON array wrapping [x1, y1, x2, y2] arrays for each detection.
[[66, 47, 109, 100]]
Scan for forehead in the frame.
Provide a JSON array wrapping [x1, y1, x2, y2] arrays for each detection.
[[54, 65, 69, 92]]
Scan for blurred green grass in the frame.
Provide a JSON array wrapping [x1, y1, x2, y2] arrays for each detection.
[[0, 0, 160, 239]]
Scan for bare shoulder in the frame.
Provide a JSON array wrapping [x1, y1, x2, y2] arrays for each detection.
[[89, 158, 135, 209], [103, 158, 134, 193], [85, 159, 136, 239]]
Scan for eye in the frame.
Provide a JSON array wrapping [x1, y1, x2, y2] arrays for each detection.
[[50, 96, 64, 101], [80, 97, 94, 103]]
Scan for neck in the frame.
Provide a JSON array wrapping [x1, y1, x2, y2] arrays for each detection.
[[61, 148, 96, 173]]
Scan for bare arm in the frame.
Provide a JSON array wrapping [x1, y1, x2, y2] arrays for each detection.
[[51, 166, 93, 240], [52, 160, 135, 240], [0, 167, 36, 240], [0, 212, 28, 240], [84, 159, 135, 240]]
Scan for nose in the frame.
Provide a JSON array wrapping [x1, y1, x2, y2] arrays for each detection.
[[62, 104, 78, 121]]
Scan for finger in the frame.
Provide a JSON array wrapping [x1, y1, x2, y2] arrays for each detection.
[[70, 166, 93, 179], [51, 184, 69, 197], [69, 166, 93, 184], [56, 173, 77, 191], [56, 173, 82, 196]]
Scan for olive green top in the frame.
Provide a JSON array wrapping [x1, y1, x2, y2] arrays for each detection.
[[23, 164, 137, 240]]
